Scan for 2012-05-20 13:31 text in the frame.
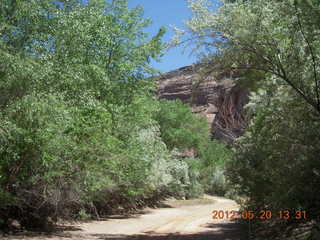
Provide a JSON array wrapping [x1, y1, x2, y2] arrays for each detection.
[[212, 210, 307, 220]]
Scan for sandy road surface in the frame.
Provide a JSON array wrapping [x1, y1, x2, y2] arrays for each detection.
[[3, 196, 246, 240]]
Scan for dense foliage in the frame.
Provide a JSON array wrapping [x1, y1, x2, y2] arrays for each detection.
[[179, 0, 320, 229], [154, 99, 210, 151], [155, 99, 233, 198], [0, 0, 168, 229], [0, 0, 232, 230]]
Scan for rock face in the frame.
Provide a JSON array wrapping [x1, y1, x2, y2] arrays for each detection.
[[157, 65, 249, 144]]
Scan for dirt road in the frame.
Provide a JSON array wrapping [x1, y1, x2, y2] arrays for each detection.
[[4, 195, 247, 240]]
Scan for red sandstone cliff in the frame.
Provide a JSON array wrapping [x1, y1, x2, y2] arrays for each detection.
[[157, 65, 249, 144]]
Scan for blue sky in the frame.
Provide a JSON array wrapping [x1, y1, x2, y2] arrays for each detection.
[[128, 0, 198, 73]]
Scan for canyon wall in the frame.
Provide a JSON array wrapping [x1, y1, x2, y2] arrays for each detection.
[[157, 65, 249, 144]]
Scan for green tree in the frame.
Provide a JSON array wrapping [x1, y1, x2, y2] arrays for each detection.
[[178, 0, 320, 225], [226, 83, 320, 216], [1, 0, 165, 107], [176, 0, 320, 114], [0, 0, 168, 229], [154, 99, 210, 151]]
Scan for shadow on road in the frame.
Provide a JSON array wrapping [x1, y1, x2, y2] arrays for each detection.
[[90, 222, 247, 240], [3, 222, 247, 240]]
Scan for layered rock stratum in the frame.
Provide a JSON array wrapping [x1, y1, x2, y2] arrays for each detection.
[[156, 64, 249, 144]]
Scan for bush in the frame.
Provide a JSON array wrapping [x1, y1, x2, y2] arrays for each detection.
[[198, 141, 233, 196], [154, 99, 210, 152], [226, 86, 320, 217], [154, 99, 234, 198], [183, 158, 204, 199], [0, 93, 192, 226], [0, 0, 168, 230]]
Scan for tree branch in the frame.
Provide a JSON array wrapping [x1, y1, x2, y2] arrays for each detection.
[[294, 2, 320, 109]]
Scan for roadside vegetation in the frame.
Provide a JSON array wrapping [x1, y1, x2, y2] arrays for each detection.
[[177, 0, 320, 238], [0, 0, 232, 231]]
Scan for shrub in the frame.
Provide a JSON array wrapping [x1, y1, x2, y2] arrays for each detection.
[[154, 99, 234, 198], [154, 99, 210, 152], [226, 86, 320, 217], [0, 0, 167, 229], [198, 141, 233, 196]]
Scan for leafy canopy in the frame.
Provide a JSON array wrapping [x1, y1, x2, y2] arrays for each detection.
[[176, 0, 320, 115]]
